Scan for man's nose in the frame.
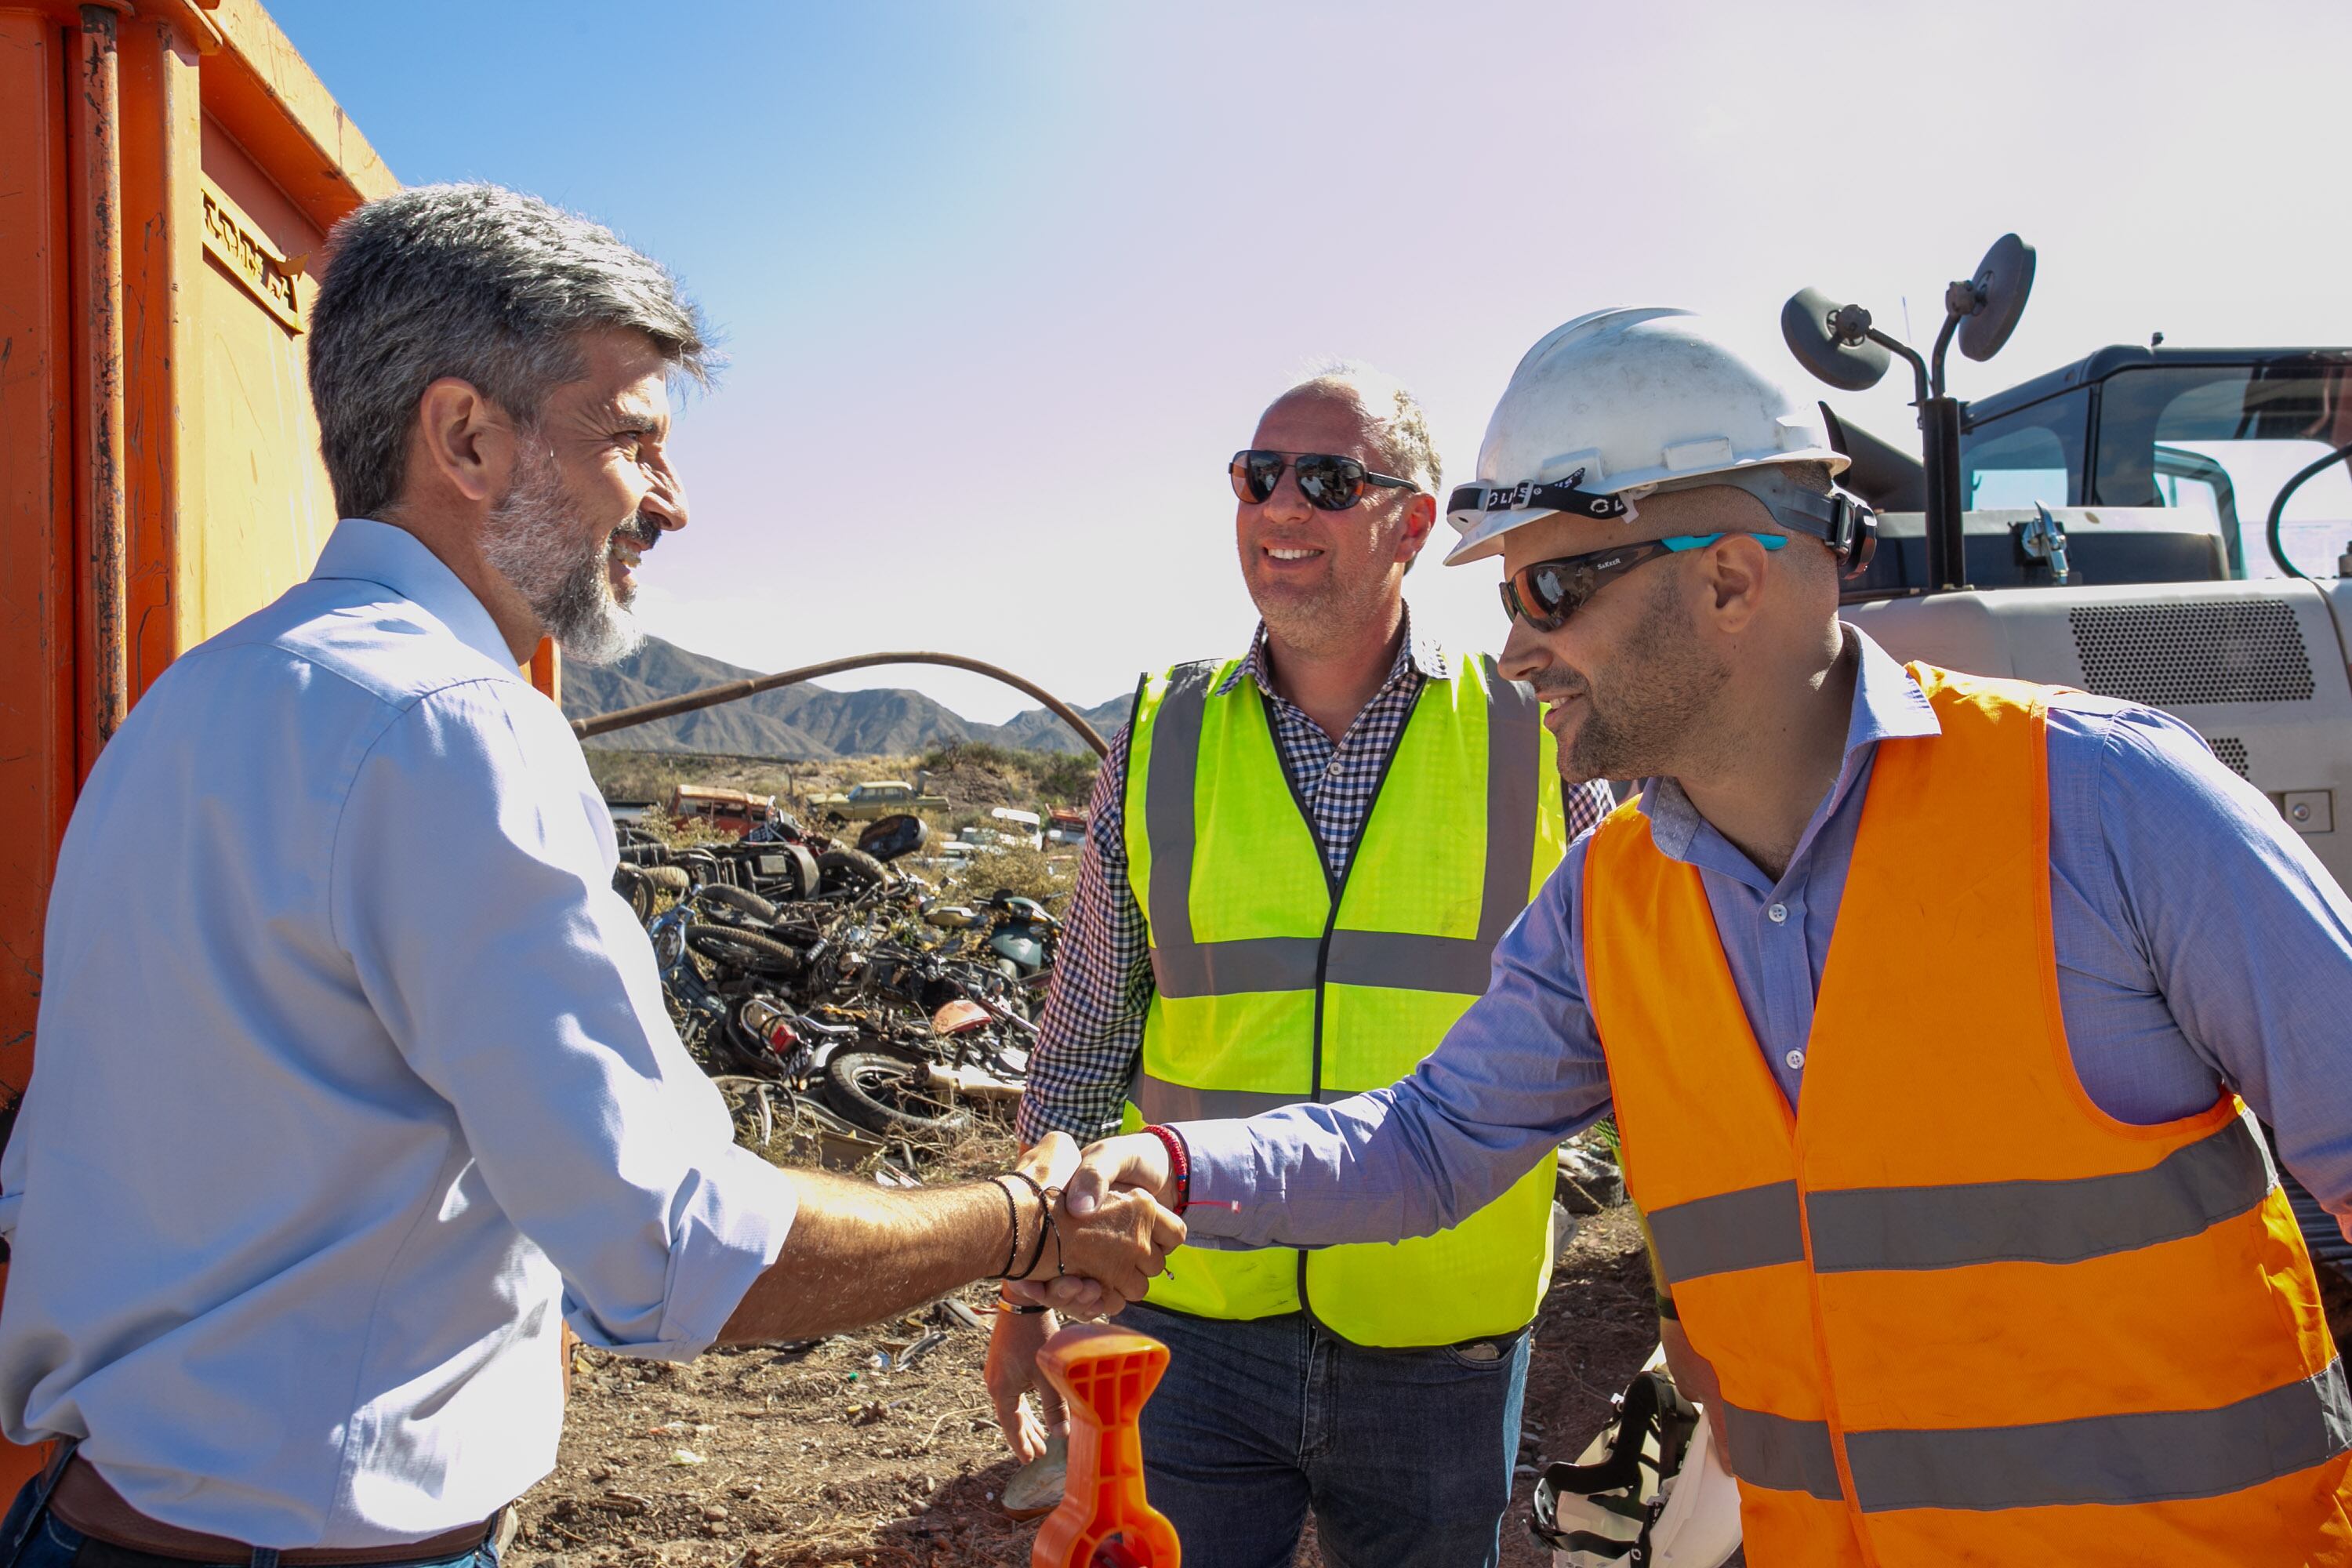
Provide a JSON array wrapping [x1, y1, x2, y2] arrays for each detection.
[[1258, 463, 1314, 525], [641, 459, 688, 532], [1497, 614, 1548, 684]]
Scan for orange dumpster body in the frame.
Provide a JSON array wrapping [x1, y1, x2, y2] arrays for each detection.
[[0, 0, 556, 1490]]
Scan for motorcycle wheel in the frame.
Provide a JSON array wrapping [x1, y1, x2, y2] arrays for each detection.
[[699, 884, 779, 923], [684, 923, 804, 975], [822, 1051, 971, 1138], [613, 866, 655, 924]]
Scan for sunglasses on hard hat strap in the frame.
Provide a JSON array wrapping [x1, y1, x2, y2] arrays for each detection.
[[1500, 532, 1787, 632], [1230, 450, 1420, 511], [1446, 470, 1633, 533]]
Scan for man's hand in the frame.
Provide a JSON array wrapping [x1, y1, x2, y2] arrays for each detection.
[[1015, 1131, 1081, 1192], [1005, 1131, 1181, 1318], [1062, 1131, 1176, 1216], [985, 1305, 1064, 1461], [1660, 1316, 1729, 1457], [1013, 1171, 1183, 1316]]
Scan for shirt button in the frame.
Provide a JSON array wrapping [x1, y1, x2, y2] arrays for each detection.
[[1784, 1049, 1807, 1071], [1767, 902, 1789, 924]]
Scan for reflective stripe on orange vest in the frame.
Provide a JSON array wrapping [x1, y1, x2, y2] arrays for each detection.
[[1584, 662, 2352, 1566]]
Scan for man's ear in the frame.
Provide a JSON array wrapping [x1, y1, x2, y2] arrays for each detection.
[[1394, 491, 1438, 568], [1700, 535, 1773, 631], [410, 377, 515, 506]]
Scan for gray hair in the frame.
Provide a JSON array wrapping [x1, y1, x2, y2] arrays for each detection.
[[308, 183, 715, 521], [1276, 360, 1443, 495]]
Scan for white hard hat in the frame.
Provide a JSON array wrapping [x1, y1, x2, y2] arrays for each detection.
[[1444, 307, 1851, 567], [1534, 1347, 1743, 1568]]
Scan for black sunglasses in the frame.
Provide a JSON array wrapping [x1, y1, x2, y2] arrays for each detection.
[[1501, 533, 1787, 631], [1230, 449, 1420, 511]]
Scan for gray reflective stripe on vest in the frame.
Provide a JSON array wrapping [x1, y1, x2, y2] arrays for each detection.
[[1725, 1360, 2352, 1511], [1809, 1114, 2274, 1272], [1648, 1181, 1806, 1285], [1721, 1402, 1844, 1501], [1128, 1079, 1307, 1123], [1645, 1119, 2270, 1285], [1143, 656, 1541, 1000], [1847, 1358, 2352, 1512], [1142, 662, 1218, 959]]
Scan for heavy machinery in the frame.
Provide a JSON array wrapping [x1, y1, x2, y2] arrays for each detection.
[[1784, 238, 2352, 891]]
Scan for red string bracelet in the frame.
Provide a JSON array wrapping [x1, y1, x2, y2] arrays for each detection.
[[1141, 1123, 1192, 1214]]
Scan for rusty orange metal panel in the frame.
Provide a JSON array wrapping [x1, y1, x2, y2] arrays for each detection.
[[0, 2, 82, 1494]]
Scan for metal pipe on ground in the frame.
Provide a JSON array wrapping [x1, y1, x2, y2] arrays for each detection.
[[569, 651, 1112, 760]]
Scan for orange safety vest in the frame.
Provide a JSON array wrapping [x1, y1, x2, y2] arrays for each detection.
[[1583, 663, 2352, 1566]]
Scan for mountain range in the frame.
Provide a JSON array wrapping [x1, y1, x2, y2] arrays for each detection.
[[561, 635, 1133, 759]]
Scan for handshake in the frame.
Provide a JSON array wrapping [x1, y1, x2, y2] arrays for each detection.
[[995, 1130, 1189, 1319], [985, 1131, 1188, 1463]]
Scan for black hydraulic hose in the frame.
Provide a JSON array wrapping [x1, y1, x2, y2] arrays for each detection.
[[2263, 440, 2352, 580], [571, 650, 1110, 760]]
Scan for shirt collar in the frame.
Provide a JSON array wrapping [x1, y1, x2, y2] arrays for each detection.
[[1216, 604, 1450, 699], [1639, 622, 1940, 866], [308, 518, 526, 681]]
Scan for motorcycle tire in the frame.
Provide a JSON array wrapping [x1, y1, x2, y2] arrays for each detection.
[[642, 865, 690, 895], [818, 848, 888, 895], [612, 866, 655, 924], [684, 922, 804, 976], [698, 884, 779, 923], [822, 1050, 971, 1138]]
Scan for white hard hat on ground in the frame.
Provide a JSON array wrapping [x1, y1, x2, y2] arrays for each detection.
[[1532, 1345, 1743, 1567], [1445, 307, 1853, 567]]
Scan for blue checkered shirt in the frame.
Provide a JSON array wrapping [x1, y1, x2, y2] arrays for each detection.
[[1016, 614, 1615, 1143]]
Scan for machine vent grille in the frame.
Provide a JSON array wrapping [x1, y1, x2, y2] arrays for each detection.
[[2206, 737, 2251, 778], [2067, 601, 2315, 706]]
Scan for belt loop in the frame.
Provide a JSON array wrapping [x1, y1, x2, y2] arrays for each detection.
[[251, 1548, 281, 1568]]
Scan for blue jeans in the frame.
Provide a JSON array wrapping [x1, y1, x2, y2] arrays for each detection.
[[1118, 1301, 1530, 1568], [0, 1450, 501, 1568]]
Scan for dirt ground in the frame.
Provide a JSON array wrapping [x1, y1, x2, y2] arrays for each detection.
[[503, 1191, 1663, 1568]]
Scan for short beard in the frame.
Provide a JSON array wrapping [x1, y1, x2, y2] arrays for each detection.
[[1250, 521, 1403, 658], [480, 445, 647, 668], [1559, 569, 1729, 782]]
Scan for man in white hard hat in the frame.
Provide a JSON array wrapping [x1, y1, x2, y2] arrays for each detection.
[[1049, 309, 2352, 1565], [990, 364, 1616, 1567]]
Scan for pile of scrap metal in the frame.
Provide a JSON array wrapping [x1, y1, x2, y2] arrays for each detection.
[[608, 809, 1059, 1160]]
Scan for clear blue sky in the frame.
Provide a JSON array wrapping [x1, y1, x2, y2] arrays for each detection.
[[272, 1, 2352, 720]]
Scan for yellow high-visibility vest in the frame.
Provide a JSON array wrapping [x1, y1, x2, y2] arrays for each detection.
[[1121, 652, 1566, 1347]]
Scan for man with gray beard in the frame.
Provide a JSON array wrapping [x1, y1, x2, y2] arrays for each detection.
[[0, 184, 1179, 1564]]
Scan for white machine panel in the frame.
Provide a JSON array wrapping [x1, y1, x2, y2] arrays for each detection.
[[1849, 579, 2352, 891]]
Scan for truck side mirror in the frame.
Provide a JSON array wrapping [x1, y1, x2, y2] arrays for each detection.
[[1782, 288, 1890, 391]]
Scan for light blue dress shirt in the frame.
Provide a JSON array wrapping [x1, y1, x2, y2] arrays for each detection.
[[1178, 626, 2352, 1254], [0, 520, 797, 1545]]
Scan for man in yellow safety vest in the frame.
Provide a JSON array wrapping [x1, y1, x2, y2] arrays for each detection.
[[989, 363, 1615, 1566]]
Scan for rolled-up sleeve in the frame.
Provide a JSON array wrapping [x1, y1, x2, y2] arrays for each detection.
[[330, 681, 796, 1358], [1176, 837, 1613, 1249]]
